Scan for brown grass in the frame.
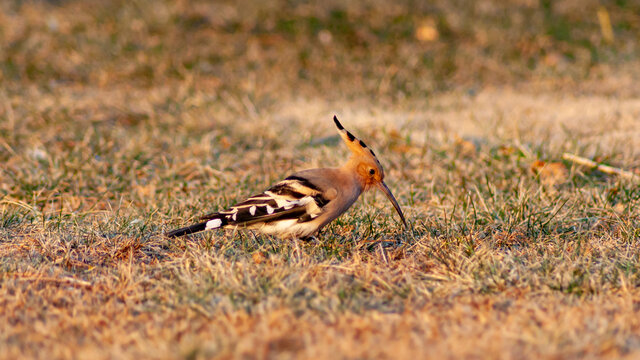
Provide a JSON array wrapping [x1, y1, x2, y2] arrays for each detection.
[[2, 0, 640, 359]]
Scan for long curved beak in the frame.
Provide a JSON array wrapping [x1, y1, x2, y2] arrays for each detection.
[[376, 181, 407, 228]]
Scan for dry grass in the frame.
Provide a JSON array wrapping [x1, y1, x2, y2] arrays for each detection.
[[2, 0, 640, 359]]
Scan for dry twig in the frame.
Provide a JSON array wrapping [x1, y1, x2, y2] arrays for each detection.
[[562, 153, 636, 179]]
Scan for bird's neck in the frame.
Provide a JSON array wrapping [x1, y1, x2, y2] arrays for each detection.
[[340, 157, 369, 191]]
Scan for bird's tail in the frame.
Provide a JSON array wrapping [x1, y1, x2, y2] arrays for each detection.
[[165, 214, 226, 238]]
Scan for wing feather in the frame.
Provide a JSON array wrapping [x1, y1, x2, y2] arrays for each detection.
[[200, 177, 331, 227]]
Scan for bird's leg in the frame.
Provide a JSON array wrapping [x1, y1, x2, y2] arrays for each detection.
[[293, 238, 302, 263], [300, 226, 324, 242], [300, 235, 317, 242], [250, 231, 260, 245]]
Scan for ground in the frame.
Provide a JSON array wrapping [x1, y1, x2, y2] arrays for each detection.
[[1, 1, 640, 359]]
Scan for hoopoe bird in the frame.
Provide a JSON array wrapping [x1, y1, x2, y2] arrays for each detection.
[[166, 116, 407, 239]]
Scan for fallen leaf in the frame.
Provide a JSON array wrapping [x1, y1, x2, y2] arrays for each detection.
[[455, 136, 476, 158], [531, 160, 568, 186], [388, 129, 402, 140], [252, 252, 266, 265], [497, 145, 516, 157], [219, 136, 231, 149], [543, 52, 562, 67], [415, 21, 439, 42], [134, 183, 156, 198], [613, 202, 625, 214], [391, 144, 412, 154]]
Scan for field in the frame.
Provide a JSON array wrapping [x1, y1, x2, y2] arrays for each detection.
[[2, 0, 640, 358]]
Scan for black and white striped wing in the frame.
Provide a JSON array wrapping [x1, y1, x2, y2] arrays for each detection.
[[201, 175, 329, 227]]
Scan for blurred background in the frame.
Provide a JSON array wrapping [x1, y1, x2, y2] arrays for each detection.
[[1, 0, 639, 103]]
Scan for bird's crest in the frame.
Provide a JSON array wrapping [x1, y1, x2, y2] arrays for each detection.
[[333, 115, 382, 168]]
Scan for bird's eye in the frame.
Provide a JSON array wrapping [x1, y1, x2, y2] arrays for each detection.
[[369, 169, 375, 175]]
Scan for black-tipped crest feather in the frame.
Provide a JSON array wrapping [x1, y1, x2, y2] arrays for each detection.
[[333, 115, 344, 130], [346, 131, 355, 141]]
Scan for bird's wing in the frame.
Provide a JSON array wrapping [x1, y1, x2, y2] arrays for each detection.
[[200, 175, 332, 227]]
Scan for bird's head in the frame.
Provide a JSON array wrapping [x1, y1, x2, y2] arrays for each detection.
[[333, 115, 407, 227]]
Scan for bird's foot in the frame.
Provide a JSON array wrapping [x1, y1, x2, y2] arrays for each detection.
[[300, 235, 318, 242]]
